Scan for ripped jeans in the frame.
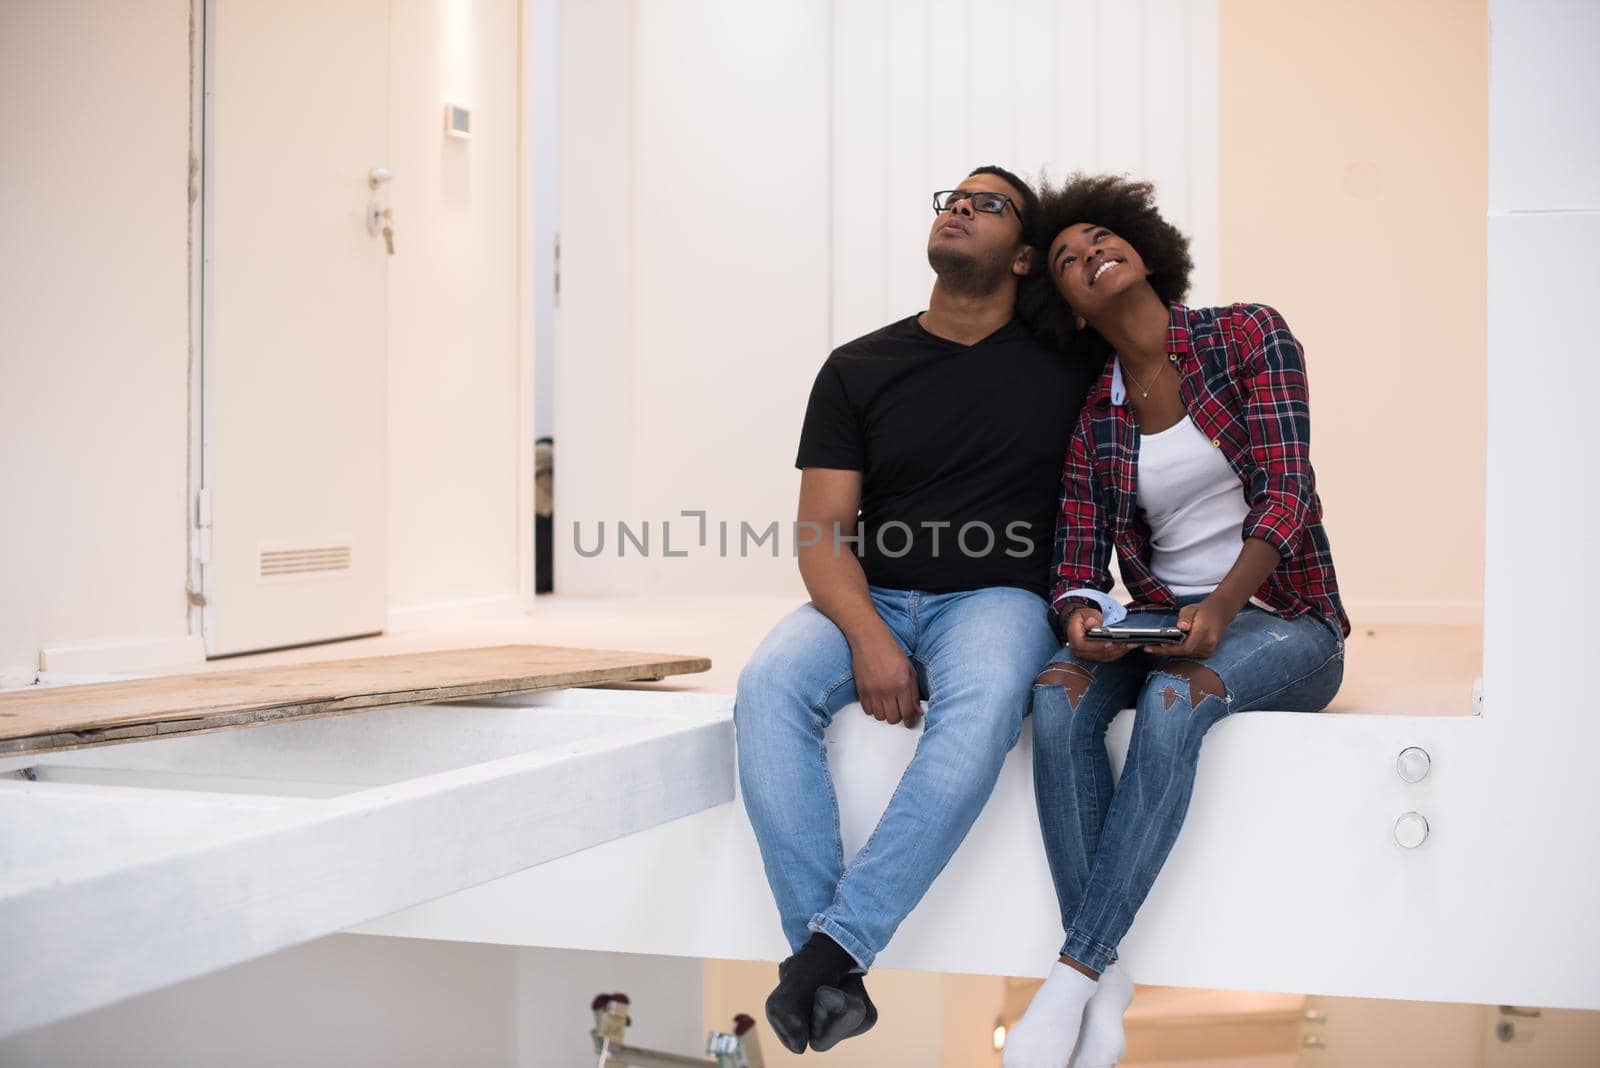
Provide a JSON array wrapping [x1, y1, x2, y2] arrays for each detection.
[[1030, 600, 1344, 973]]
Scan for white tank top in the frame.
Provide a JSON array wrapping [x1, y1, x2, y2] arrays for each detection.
[[1136, 415, 1250, 596]]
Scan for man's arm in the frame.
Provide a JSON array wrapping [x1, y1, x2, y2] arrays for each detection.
[[797, 468, 921, 728]]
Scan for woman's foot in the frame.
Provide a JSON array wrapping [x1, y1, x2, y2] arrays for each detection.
[[1068, 963, 1134, 1067], [1002, 961, 1098, 1068], [763, 933, 857, 1053], [810, 972, 878, 1051]]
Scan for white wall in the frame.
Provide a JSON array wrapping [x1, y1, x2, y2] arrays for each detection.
[[0, 933, 711, 1067], [386, 0, 533, 627], [554, 0, 1219, 597], [0, 934, 522, 1067], [554, 0, 835, 598], [552, 0, 645, 596], [0, 0, 533, 675], [832, 0, 1219, 345], [0, 0, 198, 684], [1478, 0, 1600, 1003]]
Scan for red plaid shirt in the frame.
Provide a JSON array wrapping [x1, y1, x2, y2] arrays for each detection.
[[1049, 302, 1349, 637]]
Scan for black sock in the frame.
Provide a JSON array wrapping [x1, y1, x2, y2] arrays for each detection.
[[764, 934, 856, 1053], [839, 972, 877, 1034], [811, 971, 877, 1051]]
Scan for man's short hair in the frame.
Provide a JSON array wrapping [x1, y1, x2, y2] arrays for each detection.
[[966, 164, 1040, 230]]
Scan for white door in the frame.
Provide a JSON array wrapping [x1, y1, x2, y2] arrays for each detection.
[[201, 0, 391, 656]]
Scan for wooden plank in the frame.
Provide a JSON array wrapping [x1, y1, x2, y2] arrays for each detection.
[[0, 645, 711, 757]]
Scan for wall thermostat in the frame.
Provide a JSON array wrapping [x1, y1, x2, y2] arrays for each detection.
[[444, 102, 471, 141]]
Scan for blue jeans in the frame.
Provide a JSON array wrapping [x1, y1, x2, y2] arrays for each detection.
[[1032, 601, 1345, 973], [735, 585, 1059, 970]]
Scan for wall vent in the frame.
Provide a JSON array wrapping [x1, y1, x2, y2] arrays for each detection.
[[258, 545, 352, 581]]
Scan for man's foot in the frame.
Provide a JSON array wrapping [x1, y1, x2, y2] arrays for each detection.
[[810, 972, 878, 1051], [764, 933, 857, 1053]]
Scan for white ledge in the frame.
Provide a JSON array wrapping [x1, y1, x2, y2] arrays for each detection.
[[0, 690, 734, 1039], [356, 696, 1547, 1008]]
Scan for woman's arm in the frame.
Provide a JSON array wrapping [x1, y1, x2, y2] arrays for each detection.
[[1049, 413, 1131, 661], [1236, 304, 1315, 559], [1153, 304, 1310, 658], [1048, 415, 1113, 622]]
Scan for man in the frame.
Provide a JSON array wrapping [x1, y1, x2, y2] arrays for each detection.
[[734, 166, 1101, 1053]]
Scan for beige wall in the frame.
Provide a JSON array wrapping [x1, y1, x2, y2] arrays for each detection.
[[1219, 0, 1487, 624], [0, 0, 531, 678], [0, 0, 197, 684]]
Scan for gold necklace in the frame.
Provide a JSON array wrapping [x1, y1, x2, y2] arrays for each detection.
[[1122, 359, 1168, 398]]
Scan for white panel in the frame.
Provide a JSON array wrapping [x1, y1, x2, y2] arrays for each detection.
[[1473, 3, 1600, 1011], [553, 0, 646, 595], [385, 0, 527, 617], [1466, 211, 1600, 1011], [1094, 0, 1143, 174], [630, 0, 831, 595], [38, 634, 206, 675], [0, 935, 521, 1068], [884, 0, 936, 322], [0, 691, 734, 1037], [832, 0, 891, 345], [555, 0, 1219, 599], [1488, 0, 1600, 212], [1484, 211, 1598, 722], [1055, 0, 1101, 174], [1184, 0, 1220, 306], [1011, 0, 1060, 181], [923, 0, 972, 188], [0, 0, 192, 683], [361, 695, 1597, 1011], [1139, 0, 1190, 232], [966, 0, 1016, 166]]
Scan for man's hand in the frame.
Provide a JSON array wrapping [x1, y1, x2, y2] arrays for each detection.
[[1149, 597, 1236, 658], [851, 632, 922, 728], [1065, 607, 1134, 663]]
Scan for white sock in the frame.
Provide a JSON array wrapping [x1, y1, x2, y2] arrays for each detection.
[[1002, 962, 1098, 1068], [1067, 963, 1135, 1068]]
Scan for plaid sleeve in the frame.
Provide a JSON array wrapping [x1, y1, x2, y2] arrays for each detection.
[[1235, 304, 1314, 560], [1048, 411, 1114, 633]]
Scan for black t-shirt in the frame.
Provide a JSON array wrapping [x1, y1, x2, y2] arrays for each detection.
[[795, 314, 1098, 599]]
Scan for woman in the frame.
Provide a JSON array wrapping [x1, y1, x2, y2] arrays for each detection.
[[1002, 174, 1350, 1068]]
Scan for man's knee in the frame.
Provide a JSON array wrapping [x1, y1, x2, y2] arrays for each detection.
[[1034, 661, 1096, 712], [734, 642, 794, 728]]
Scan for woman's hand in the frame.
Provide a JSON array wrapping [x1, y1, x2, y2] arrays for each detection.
[[1066, 608, 1134, 663], [851, 631, 922, 728], [1149, 597, 1238, 658]]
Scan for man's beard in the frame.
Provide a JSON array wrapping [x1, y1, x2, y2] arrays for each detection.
[[927, 243, 1010, 296]]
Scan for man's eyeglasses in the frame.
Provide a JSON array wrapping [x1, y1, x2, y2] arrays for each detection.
[[932, 189, 1024, 225]]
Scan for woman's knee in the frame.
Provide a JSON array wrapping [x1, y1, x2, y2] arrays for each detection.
[[1031, 659, 1121, 751], [1134, 662, 1231, 745], [1034, 660, 1098, 712]]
